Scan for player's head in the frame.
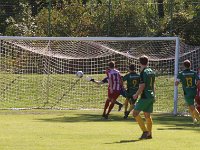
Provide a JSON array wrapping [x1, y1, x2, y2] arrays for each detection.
[[183, 59, 191, 69], [108, 61, 115, 69], [139, 55, 148, 66], [129, 64, 135, 72]]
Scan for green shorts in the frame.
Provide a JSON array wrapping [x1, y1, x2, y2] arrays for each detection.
[[184, 97, 195, 106], [134, 98, 154, 113]]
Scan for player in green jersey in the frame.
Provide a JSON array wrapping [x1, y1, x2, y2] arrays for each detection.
[[132, 55, 155, 140], [175, 60, 200, 124], [123, 64, 140, 119]]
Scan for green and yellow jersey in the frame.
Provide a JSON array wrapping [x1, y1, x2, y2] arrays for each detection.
[[177, 69, 199, 99], [140, 67, 155, 99], [123, 72, 140, 97]]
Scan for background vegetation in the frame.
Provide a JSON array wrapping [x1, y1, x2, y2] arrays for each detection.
[[0, 0, 199, 45]]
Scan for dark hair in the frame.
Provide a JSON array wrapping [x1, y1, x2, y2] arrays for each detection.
[[139, 55, 148, 65], [183, 60, 191, 68], [108, 61, 115, 69], [129, 64, 135, 71]]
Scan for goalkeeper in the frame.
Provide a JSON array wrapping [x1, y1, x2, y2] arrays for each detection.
[[122, 64, 140, 119]]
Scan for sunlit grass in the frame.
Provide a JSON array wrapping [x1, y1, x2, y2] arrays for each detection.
[[0, 109, 199, 150]]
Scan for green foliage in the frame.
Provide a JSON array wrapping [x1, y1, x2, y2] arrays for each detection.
[[5, 3, 37, 36]]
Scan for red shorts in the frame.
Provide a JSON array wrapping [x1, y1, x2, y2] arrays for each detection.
[[108, 90, 120, 100]]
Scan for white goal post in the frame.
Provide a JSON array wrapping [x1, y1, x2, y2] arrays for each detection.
[[1, 36, 198, 115]]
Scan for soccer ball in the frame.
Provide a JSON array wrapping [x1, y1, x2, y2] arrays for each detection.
[[76, 71, 84, 78]]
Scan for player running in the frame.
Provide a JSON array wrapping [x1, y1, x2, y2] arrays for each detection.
[[195, 67, 200, 113], [132, 55, 156, 140], [87, 61, 123, 119], [122, 64, 140, 119], [175, 60, 200, 124]]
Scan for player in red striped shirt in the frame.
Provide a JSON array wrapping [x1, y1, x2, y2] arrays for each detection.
[[88, 61, 123, 119], [103, 63, 123, 119]]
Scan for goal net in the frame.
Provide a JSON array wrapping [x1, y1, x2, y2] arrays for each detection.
[[0, 36, 199, 114]]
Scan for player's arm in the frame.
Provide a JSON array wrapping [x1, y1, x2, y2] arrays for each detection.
[[86, 76, 106, 85], [133, 73, 145, 99], [175, 79, 180, 86], [133, 83, 145, 99], [175, 73, 181, 86]]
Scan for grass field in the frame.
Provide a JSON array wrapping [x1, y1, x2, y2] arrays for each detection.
[[0, 72, 186, 113], [0, 109, 199, 150]]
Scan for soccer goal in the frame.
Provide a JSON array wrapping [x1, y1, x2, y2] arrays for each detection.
[[0, 36, 199, 114]]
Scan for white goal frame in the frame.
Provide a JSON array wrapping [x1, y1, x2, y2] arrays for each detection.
[[0, 36, 180, 114]]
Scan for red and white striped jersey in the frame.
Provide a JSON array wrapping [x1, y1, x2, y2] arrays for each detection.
[[106, 69, 122, 91]]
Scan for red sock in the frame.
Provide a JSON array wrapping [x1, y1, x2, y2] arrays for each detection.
[[103, 99, 110, 115], [106, 102, 115, 115]]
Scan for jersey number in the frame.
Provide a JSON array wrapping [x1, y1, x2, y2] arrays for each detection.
[[132, 80, 137, 87], [185, 77, 192, 87]]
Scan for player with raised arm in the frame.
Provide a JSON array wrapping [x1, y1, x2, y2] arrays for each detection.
[[175, 60, 200, 124], [132, 55, 155, 140], [87, 61, 123, 119], [195, 67, 200, 113], [123, 64, 140, 119]]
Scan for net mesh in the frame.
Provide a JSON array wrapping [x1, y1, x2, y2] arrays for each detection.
[[0, 37, 199, 113]]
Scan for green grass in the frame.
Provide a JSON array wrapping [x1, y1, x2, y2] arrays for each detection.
[[0, 109, 199, 150]]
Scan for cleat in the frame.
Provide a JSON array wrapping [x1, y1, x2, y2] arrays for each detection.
[[123, 115, 128, 119], [123, 111, 130, 119], [146, 134, 152, 139], [193, 119, 198, 125], [104, 114, 108, 119], [102, 114, 108, 120], [139, 132, 148, 140], [118, 104, 123, 111]]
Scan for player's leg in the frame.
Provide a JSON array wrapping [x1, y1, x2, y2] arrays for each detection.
[[133, 98, 154, 139], [117, 88, 127, 112], [144, 112, 153, 139], [133, 99, 149, 139], [125, 98, 137, 119], [123, 99, 129, 119], [102, 98, 110, 118], [195, 96, 200, 113], [106, 91, 120, 118], [186, 97, 200, 123], [195, 88, 200, 112], [189, 105, 200, 122], [115, 100, 123, 111], [133, 109, 148, 139], [124, 99, 135, 119]]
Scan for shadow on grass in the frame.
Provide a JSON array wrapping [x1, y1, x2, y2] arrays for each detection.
[[105, 139, 141, 144], [37, 112, 200, 131], [37, 113, 129, 123]]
